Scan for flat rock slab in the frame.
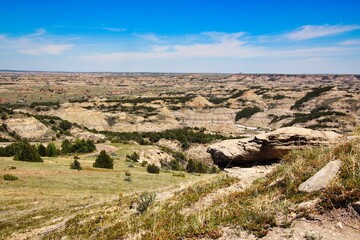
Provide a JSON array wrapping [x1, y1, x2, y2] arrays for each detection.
[[208, 127, 340, 166], [298, 160, 342, 193]]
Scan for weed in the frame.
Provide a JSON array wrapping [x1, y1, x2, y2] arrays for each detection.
[[3, 174, 18, 181], [136, 192, 156, 214]]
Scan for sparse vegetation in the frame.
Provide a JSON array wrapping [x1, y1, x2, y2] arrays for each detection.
[[13, 141, 43, 162], [291, 86, 333, 110], [235, 106, 262, 121], [126, 151, 139, 162]]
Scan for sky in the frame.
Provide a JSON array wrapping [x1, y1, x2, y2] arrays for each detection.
[[0, 0, 359, 73]]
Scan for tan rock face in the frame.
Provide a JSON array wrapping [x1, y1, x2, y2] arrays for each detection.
[[5, 117, 52, 141], [208, 127, 340, 166], [185, 96, 213, 108], [139, 148, 174, 167], [69, 127, 106, 142]]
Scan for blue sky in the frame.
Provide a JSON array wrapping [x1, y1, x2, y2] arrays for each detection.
[[0, 0, 359, 73]]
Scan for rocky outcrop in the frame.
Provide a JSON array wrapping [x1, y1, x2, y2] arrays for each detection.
[[4, 117, 53, 141], [298, 160, 342, 192], [185, 96, 213, 108], [207, 127, 340, 166], [139, 148, 174, 167]]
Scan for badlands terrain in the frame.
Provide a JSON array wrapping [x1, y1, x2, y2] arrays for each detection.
[[0, 71, 360, 239]]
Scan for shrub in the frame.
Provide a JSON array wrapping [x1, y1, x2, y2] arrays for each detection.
[[3, 174, 18, 181], [59, 120, 72, 131], [125, 170, 131, 176], [61, 139, 72, 154], [14, 141, 43, 162], [136, 191, 156, 213], [61, 139, 96, 154], [147, 164, 160, 174], [1, 113, 8, 120], [37, 144, 47, 156], [93, 150, 114, 169], [0, 142, 22, 157], [235, 107, 262, 121], [124, 176, 132, 182], [46, 142, 58, 157], [185, 159, 209, 173], [126, 152, 140, 162], [169, 159, 183, 171], [70, 158, 82, 170]]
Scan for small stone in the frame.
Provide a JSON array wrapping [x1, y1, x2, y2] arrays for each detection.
[[352, 201, 360, 214], [336, 222, 344, 229]]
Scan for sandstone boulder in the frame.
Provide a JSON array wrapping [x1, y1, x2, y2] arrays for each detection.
[[298, 160, 342, 192], [207, 127, 340, 166]]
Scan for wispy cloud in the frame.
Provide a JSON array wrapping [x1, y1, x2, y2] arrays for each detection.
[[102, 27, 126, 32], [134, 33, 164, 43], [340, 39, 360, 45], [0, 29, 75, 56], [202, 31, 246, 42], [46, 25, 127, 33], [286, 24, 360, 41], [26, 28, 46, 38], [19, 44, 73, 56]]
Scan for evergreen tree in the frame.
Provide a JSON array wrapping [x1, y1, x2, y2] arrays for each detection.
[[37, 144, 47, 156], [61, 139, 72, 154], [46, 142, 58, 157], [70, 157, 82, 170], [14, 141, 43, 162], [93, 150, 113, 169]]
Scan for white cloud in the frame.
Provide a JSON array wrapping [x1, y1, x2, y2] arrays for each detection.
[[152, 45, 169, 52], [19, 44, 73, 56], [340, 39, 360, 45], [286, 24, 360, 41], [134, 33, 163, 43]]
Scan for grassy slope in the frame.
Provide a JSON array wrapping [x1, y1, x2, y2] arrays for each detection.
[[0, 143, 214, 238], [41, 129, 360, 239]]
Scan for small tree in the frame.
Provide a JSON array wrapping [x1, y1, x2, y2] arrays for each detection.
[[14, 141, 43, 162], [46, 142, 58, 157], [61, 139, 72, 154], [147, 164, 160, 174], [93, 150, 113, 169], [70, 156, 82, 170], [37, 143, 47, 156]]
